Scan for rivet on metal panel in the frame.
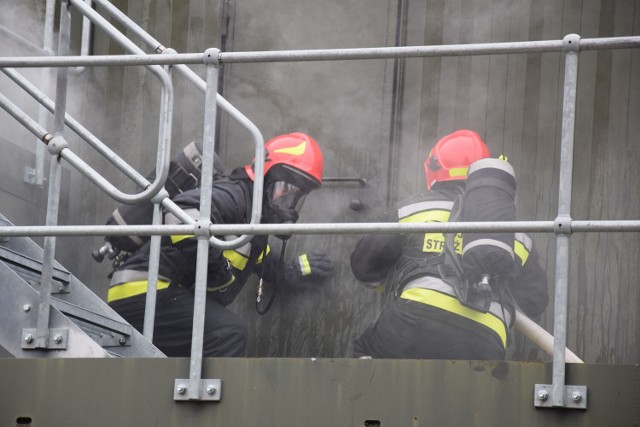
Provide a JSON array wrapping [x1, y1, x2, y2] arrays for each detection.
[[537, 390, 549, 401], [176, 384, 187, 395], [23, 304, 31, 312]]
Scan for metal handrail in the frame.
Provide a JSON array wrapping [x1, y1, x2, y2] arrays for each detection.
[[82, 0, 265, 251], [1, 8, 639, 405]]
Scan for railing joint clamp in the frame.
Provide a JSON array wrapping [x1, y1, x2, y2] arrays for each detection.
[[194, 219, 212, 239], [554, 215, 572, 234], [563, 34, 581, 52], [203, 48, 221, 66]]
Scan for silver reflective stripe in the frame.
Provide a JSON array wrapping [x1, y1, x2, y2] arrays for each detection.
[[468, 158, 515, 177], [112, 209, 144, 246], [109, 269, 170, 287], [463, 238, 514, 259], [225, 235, 251, 257], [515, 232, 532, 251], [403, 275, 457, 295], [402, 275, 511, 325], [165, 208, 200, 225], [398, 200, 453, 219]]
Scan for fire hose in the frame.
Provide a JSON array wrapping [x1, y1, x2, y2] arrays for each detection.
[[514, 309, 584, 363]]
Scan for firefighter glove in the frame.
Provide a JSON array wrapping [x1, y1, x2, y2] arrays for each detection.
[[286, 253, 334, 283]]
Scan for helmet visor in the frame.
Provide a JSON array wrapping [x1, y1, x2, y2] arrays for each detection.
[[268, 181, 308, 212]]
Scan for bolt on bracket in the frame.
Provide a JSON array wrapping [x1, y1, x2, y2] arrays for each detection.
[[21, 328, 68, 350], [534, 384, 588, 409], [173, 378, 222, 402]]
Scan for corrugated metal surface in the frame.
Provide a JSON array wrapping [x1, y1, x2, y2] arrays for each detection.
[[0, 358, 638, 426]]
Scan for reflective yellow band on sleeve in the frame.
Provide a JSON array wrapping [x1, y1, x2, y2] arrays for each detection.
[[224, 245, 270, 270], [299, 254, 311, 275], [514, 240, 529, 266], [108, 280, 171, 303], [400, 287, 507, 348], [224, 249, 249, 270]]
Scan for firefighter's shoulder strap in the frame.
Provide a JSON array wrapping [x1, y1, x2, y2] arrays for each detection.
[[436, 184, 467, 299]]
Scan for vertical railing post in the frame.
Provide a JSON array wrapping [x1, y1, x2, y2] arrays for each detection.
[[174, 48, 222, 402], [142, 49, 177, 340], [32, 0, 73, 351], [535, 33, 587, 410], [26, 0, 57, 186]]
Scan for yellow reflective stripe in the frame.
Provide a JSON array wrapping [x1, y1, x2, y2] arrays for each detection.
[[107, 280, 170, 303], [400, 288, 507, 348], [449, 167, 469, 178], [399, 209, 450, 224], [299, 254, 311, 275], [514, 240, 529, 266], [273, 140, 306, 155], [224, 249, 249, 270], [171, 234, 192, 244], [224, 245, 270, 270]]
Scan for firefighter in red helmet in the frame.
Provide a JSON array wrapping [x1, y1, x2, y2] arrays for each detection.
[[108, 132, 333, 357], [350, 129, 548, 360]]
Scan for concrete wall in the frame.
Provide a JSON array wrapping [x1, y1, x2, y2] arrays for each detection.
[[0, 0, 638, 363]]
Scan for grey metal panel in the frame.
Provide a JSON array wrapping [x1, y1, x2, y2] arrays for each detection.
[[0, 358, 638, 426]]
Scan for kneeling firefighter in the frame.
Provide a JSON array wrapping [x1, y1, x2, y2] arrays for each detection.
[[350, 129, 548, 360], [92, 141, 226, 269], [108, 133, 334, 357]]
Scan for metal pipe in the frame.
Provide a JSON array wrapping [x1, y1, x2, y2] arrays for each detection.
[[550, 34, 581, 407], [52, 1, 72, 135], [88, 0, 266, 249], [1, 219, 640, 238], [33, 0, 57, 186], [2, 36, 638, 68], [0, 92, 52, 142], [188, 54, 221, 399], [69, 0, 94, 76], [66, 0, 174, 205], [92, 0, 166, 53], [143, 203, 163, 340], [2, 68, 150, 186], [35, 0, 73, 349], [35, 154, 63, 349]]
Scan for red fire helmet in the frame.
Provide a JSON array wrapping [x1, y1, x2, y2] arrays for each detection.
[[245, 132, 323, 192], [424, 129, 491, 190]]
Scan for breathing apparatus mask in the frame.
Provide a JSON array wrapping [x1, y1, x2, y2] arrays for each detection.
[[262, 165, 319, 240]]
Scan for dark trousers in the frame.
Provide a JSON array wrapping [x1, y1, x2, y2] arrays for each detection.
[[353, 297, 505, 360], [109, 285, 247, 357]]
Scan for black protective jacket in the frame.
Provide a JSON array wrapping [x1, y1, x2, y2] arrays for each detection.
[[111, 168, 284, 306], [350, 185, 549, 320]]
